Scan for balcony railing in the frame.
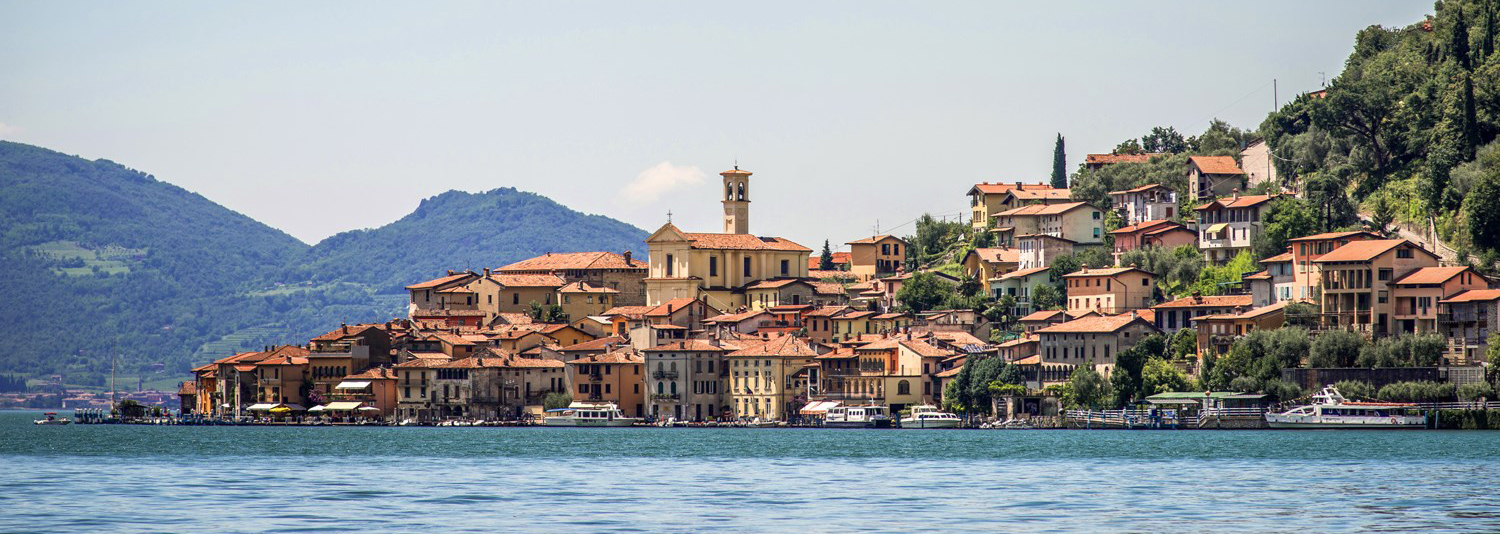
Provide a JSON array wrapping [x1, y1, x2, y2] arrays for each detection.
[[652, 371, 678, 380], [588, 373, 603, 381], [651, 393, 680, 401]]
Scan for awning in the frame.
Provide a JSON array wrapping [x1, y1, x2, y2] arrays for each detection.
[[1205, 223, 1228, 235], [334, 381, 371, 390], [246, 403, 277, 411], [280, 404, 307, 411], [799, 401, 840, 415], [324, 401, 364, 411], [357, 406, 381, 412], [307, 405, 327, 412]]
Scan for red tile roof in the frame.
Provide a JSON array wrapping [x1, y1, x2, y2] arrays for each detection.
[[846, 234, 904, 245], [1313, 240, 1429, 263], [1110, 219, 1179, 235], [1287, 231, 1383, 242], [1037, 313, 1156, 334], [1194, 194, 1277, 211], [1188, 156, 1244, 175], [998, 266, 1051, 280], [1261, 252, 1293, 263], [558, 336, 626, 352], [558, 281, 619, 293], [970, 247, 1020, 265], [496, 251, 645, 272], [1108, 182, 1170, 195], [566, 350, 644, 364], [1391, 266, 1473, 285], [1009, 189, 1073, 201], [602, 306, 656, 318], [745, 278, 810, 290], [1019, 310, 1066, 322], [807, 252, 852, 269], [405, 272, 475, 290], [1152, 295, 1253, 309], [1061, 266, 1154, 278], [643, 340, 731, 352], [727, 335, 819, 357], [1440, 289, 1500, 303], [490, 274, 567, 287], [645, 298, 710, 317], [683, 233, 811, 252], [969, 182, 1056, 195]]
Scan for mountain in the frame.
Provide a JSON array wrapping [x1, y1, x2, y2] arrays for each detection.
[[295, 188, 647, 292], [0, 141, 648, 386]]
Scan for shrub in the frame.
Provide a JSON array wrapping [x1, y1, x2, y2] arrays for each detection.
[[1375, 381, 1455, 403]]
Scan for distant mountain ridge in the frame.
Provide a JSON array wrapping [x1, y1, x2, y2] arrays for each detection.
[[296, 188, 647, 292], [0, 141, 648, 384]]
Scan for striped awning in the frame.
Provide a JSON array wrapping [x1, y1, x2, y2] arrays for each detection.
[[1205, 223, 1229, 235]]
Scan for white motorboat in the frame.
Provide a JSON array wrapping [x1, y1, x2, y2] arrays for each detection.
[[899, 405, 962, 429], [1265, 386, 1425, 429], [33, 412, 71, 425], [824, 405, 892, 428], [544, 402, 638, 427]]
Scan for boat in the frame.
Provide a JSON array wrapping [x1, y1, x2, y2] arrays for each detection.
[[33, 412, 71, 425], [1265, 386, 1425, 429], [824, 405, 892, 428], [985, 419, 1036, 430], [544, 402, 639, 427], [899, 405, 962, 429]]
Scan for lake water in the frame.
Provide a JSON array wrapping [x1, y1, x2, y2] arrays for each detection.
[[2, 411, 1498, 532]]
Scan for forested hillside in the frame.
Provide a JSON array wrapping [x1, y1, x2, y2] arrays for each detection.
[[294, 189, 646, 293], [0, 142, 647, 386]]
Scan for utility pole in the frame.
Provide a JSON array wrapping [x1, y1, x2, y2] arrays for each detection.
[[1273, 78, 1278, 109]]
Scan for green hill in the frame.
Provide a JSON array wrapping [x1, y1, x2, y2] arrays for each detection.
[[294, 188, 647, 292], [0, 142, 648, 385]]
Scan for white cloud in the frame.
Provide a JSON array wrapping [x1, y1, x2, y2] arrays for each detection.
[[621, 161, 706, 203], [0, 122, 19, 136]]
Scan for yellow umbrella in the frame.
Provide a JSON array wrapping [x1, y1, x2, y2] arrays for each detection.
[[269, 406, 292, 414]]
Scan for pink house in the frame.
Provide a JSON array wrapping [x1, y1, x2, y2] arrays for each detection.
[[1110, 219, 1196, 262]]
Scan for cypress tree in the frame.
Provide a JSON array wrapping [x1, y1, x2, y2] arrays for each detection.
[[1485, 0, 1496, 60], [819, 240, 835, 270], [1051, 133, 1067, 189], [1464, 72, 1479, 160], [1454, 6, 1472, 71]]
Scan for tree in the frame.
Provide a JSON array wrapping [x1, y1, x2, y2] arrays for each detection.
[[819, 240, 835, 270], [1308, 329, 1364, 368], [1303, 173, 1360, 231], [1334, 380, 1375, 399], [1110, 334, 1165, 407], [895, 272, 950, 313], [1061, 365, 1111, 410], [1453, 6, 1472, 72], [1030, 284, 1062, 311], [1166, 328, 1198, 361], [1120, 245, 1203, 298], [1140, 358, 1193, 396], [1051, 134, 1068, 189], [1464, 169, 1500, 250], [1141, 126, 1189, 154], [543, 392, 573, 411], [1114, 138, 1144, 155], [1368, 194, 1397, 237]]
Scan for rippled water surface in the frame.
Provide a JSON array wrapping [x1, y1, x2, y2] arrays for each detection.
[[3, 411, 1499, 532]]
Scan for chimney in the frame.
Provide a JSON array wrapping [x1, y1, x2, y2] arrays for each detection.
[[623, 250, 632, 264], [1128, 263, 1137, 269], [484, 267, 491, 276], [1232, 188, 1240, 200], [1015, 181, 1022, 188], [447, 270, 455, 276]]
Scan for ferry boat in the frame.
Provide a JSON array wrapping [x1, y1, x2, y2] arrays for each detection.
[[33, 412, 71, 425], [898, 405, 962, 429], [543, 402, 639, 427], [824, 405, 892, 428], [1265, 386, 1425, 429]]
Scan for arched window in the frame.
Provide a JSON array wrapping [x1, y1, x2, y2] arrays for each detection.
[[670, 382, 677, 395], [726, 183, 734, 200], [897, 380, 911, 395], [657, 382, 664, 394], [737, 182, 745, 200]]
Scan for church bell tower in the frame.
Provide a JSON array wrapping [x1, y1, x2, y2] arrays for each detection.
[[721, 166, 751, 234]]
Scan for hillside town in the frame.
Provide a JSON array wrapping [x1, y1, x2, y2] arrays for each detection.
[[177, 152, 1500, 425]]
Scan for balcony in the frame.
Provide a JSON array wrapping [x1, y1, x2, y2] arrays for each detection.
[[652, 371, 678, 380], [1438, 312, 1489, 324], [651, 393, 680, 401], [588, 373, 603, 382]]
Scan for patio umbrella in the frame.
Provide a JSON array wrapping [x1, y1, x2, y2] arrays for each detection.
[[269, 406, 292, 414], [357, 406, 381, 413]]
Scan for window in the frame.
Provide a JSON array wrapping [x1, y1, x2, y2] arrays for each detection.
[[881, 244, 890, 255], [512, 293, 519, 305], [1378, 269, 1392, 281], [1142, 277, 1149, 286], [897, 380, 911, 395], [709, 256, 718, 276], [1093, 228, 1101, 238], [1092, 211, 1101, 220], [893, 244, 900, 256], [1396, 247, 1413, 259], [666, 254, 675, 276], [780, 260, 789, 276], [744, 257, 752, 277]]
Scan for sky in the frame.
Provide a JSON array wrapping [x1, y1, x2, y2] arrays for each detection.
[[1, 1, 1433, 254]]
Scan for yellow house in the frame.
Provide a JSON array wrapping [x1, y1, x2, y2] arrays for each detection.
[[830, 310, 880, 342], [644, 167, 811, 310], [845, 235, 907, 280], [558, 281, 617, 319], [967, 181, 1060, 230], [491, 274, 566, 314], [726, 335, 819, 421], [1063, 265, 1157, 315], [961, 247, 1019, 295]]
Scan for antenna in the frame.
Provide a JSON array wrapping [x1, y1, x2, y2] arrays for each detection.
[[667, 210, 672, 223], [1319, 71, 1326, 87]]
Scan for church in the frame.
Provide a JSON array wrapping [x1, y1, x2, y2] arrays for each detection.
[[643, 167, 812, 309]]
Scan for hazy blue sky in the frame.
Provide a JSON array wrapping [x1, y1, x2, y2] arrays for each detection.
[[1, 2, 1431, 253]]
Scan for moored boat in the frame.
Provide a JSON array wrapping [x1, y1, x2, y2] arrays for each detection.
[[33, 412, 71, 425], [824, 405, 892, 428], [1265, 386, 1425, 429], [899, 405, 962, 429], [544, 402, 638, 427]]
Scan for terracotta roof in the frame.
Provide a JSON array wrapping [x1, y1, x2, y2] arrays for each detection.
[[1194, 302, 1286, 321], [558, 336, 626, 352], [1136, 309, 1156, 324], [493, 313, 533, 325], [745, 278, 811, 290], [645, 298, 710, 317], [1019, 310, 1066, 322], [837, 310, 879, 320], [1440, 289, 1500, 303], [1110, 219, 1179, 235], [928, 331, 986, 347], [404, 272, 475, 290], [1188, 156, 1244, 175], [811, 281, 847, 295], [496, 251, 645, 272], [808, 269, 854, 280], [808, 252, 852, 269], [177, 382, 196, 395], [412, 308, 488, 317], [1288, 231, 1381, 242], [1013, 355, 1042, 365], [935, 365, 964, 378], [1037, 313, 1156, 334], [815, 347, 858, 359], [727, 335, 818, 357], [345, 367, 398, 380], [558, 281, 619, 293], [1108, 182, 1170, 195], [233, 364, 257, 372], [1152, 295, 1253, 309], [998, 266, 1050, 281], [705, 310, 771, 323], [804, 306, 850, 318], [872, 312, 908, 320], [602, 306, 656, 318], [1062, 266, 1154, 278], [1261, 252, 1293, 263], [1313, 240, 1427, 263], [643, 340, 731, 352], [1006, 188, 1072, 201], [682, 233, 811, 252], [258, 355, 309, 366], [1243, 270, 1272, 280], [969, 182, 1056, 195], [970, 247, 1020, 265], [1391, 266, 1473, 285], [311, 324, 383, 341], [846, 234, 904, 245], [394, 357, 449, 368], [566, 350, 644, 364], [1088, 154, 1161, 166], [997, 201, 1095, 217], [1193, 194, 1277, 211], [490, 274, 567, 287], [998, 335, 1039, 348], [899, 339, 953, 358]]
